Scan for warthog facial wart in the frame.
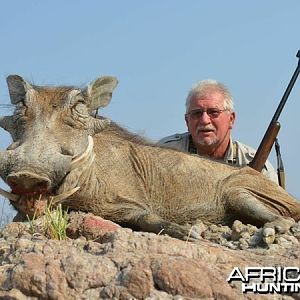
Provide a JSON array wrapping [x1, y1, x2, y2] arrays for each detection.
[[0, 74, 300, 241]]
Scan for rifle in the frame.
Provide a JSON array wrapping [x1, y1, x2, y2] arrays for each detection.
[[249, 50, 300, 187]]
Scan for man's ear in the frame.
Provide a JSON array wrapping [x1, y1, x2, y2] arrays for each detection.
[[184, 114, 190, 131], [185, 114, 190, 130], [85, 76, 118, 112], [229, 111, 236, 129]]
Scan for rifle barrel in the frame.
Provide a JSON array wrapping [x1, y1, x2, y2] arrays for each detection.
[[249, 50, 300, 174], [271, 52, 300, 122]]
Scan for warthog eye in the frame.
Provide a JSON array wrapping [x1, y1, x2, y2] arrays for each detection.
[[72, 100, 89, 116], [14, 100, 27, 118], [64, 98, 89, 129]]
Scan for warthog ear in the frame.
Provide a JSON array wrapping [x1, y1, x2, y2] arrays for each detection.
[[86, 76, 118, 111], [6, 75, 33, 104], [0, 116, 12, 131], [0, 116, 17, 140]]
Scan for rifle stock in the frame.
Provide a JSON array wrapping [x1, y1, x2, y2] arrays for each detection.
[[249, 122, 280, 172]]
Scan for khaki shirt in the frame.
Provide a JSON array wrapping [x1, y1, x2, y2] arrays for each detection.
[[158, 132, 278, 183]]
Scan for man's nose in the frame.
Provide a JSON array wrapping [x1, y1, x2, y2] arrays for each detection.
[[198, 112, 211, 124]]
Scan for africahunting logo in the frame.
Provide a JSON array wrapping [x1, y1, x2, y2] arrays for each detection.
[[227, 267, 300, 293]]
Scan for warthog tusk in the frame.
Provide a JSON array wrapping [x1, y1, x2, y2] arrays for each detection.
[[51, 186, 81, 205], [70, 136, 94, 171], [0, 187, 18, 202]]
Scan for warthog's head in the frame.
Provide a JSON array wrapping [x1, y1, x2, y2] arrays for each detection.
[[0, 75, 118, 217]]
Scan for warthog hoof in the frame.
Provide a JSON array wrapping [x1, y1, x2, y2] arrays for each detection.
[[262, 227, 276, 244]]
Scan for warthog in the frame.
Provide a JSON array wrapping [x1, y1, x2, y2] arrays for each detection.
[[0, 75, 300, 240]]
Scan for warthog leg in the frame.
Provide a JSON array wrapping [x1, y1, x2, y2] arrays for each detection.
[[225, 187, 295, 234], [263, 217, 295, 233], [129, 210, 201, 241]]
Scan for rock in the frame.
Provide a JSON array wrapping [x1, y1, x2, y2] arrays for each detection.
[[231, 220, 245, 241], [1, 213, 300, 299], [151, 256, 236, 299], [67, 211, 120, 241]]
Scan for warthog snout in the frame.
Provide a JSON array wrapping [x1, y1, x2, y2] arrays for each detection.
[[6, 171, 51, 195]]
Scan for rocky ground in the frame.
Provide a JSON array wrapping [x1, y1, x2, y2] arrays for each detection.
[[1, 212, 300, 299]]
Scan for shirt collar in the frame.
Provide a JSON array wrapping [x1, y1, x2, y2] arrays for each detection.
[[224, 137, 237, 164]]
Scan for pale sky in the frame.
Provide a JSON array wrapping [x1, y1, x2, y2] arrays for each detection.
[[1, 1, 300, 220]]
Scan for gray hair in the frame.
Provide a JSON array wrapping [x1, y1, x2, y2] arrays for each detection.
[[185, 79, 234, 112]]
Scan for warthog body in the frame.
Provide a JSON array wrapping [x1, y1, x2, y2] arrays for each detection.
[[0, 75, 300, 240]]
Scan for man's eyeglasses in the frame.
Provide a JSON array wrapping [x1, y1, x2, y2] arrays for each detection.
[[186, 108, 229, 119]]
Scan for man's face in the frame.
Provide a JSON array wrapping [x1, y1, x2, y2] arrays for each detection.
[[185, 91, 235, 155]]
